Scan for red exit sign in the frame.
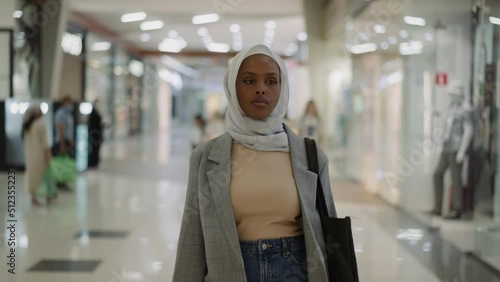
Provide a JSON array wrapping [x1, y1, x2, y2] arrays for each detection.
[[436, 72, 448, 86]]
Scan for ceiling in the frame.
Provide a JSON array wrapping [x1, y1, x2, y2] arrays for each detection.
[[68, 0, 305, 56], [345, 0, 479, 56]]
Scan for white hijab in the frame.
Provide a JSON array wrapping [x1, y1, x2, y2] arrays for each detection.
[[224, 44, 290, 152]]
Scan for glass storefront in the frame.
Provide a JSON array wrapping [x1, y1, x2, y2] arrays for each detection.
[[472, 0, 500, 222], [3, 99, 53, 167], [85, 33, 147, 139], [85, 32, 114, 139], [326, 0, 500, 272], [112, 48, 131, 139]]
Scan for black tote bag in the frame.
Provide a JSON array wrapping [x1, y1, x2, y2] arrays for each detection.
[[304, 138, 360, 282]]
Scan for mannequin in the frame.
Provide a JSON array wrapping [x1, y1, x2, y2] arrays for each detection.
[[433, 81, 473, 219]]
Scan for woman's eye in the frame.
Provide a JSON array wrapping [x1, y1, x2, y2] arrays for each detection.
[[243, 79, 255, 84], [266, 80, 278, 85]]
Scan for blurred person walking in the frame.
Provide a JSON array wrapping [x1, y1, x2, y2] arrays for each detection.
[[53, 96, 76, 190], [191, 114, 206, 150], [173, 44, 337, 281], [299, 100, 323, 144], [22, 106, 57, 206], [205, 111, 226, 140], [88, 99, 105, 168]]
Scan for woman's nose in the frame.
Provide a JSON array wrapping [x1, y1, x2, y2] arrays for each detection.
[[255, 82, 266, 94]]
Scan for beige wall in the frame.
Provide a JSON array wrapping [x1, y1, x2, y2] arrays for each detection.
[[57, 53, 83, 101]]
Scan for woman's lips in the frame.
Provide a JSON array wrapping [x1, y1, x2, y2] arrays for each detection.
[[252, 99, 268, 108]]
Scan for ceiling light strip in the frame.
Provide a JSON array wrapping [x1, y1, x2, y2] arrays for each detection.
[[121, 12, 147, 23], [404, 16, 426, 26], [192, 13, 220, 25]]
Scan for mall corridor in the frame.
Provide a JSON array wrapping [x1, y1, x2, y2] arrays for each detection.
[[2, 0, 500, 281], [0, 124, 499, 281]]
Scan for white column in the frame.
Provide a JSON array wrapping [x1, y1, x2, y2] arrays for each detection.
[[0, 0, 15, 99], [0, 0, 15, 28], [303, 0, 352, 153], [41, 0, 69, 99]]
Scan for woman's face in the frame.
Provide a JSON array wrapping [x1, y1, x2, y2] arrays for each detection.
[[307, 102, 316, 115], [236, 54, 281, 120]]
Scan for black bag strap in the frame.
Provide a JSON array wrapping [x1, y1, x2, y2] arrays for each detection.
[[304, 138, 329, 218]]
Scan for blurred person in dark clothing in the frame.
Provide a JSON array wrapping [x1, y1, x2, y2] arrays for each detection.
[[88, 99, 105, 168]]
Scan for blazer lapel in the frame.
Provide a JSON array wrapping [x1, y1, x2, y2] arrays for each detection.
[[206, 133, 244, 267], [285, 125, 330, 280], [285, 125, 318, 219]]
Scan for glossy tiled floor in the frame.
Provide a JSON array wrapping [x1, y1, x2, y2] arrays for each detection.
[[0, 124, 499, 281]]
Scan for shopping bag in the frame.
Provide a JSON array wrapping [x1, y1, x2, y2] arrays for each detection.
[[304, 138, 360, 282], [36, 167, 58, 198], [51, 155, 77, 183]]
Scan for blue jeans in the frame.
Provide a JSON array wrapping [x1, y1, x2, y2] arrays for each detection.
[[240, 235, 309, 282]]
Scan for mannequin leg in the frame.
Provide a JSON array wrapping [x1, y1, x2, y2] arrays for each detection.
[[433, 153, 450, 214], [449, 154, 464, 212]]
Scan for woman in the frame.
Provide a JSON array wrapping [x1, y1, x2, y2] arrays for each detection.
[[299, 100, 322, 143], [23, 106, 55, 206], [173, 44, 337, 281], [88, 99, 104, 168]]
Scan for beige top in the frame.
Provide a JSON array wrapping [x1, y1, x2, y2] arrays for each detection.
[[24, 118, 49, 193], [230, 143, 303, 241]]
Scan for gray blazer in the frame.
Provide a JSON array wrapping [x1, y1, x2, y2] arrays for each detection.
[[173, 124, 337, 282]]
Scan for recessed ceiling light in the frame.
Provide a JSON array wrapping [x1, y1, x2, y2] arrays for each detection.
[[92, 42, 111, 51], [349, 43, 377, 54], [380, 41, 389, 49], [121, 12, 147, 23], [230, 24, 241, 33], [489, 16, 500, 25], [404, 16, 426, 26], [374, 25, 386, 34], [400, 30, 409, 38], [79, 102, 93, 115], [207, 42, 230, 53], [266, 20, 276, 29], [140, 20, 164, 31], [399, 41, 423, 55], [159, 38, 187, 53], [192, 13, 220, 25], [388, 36, 398, 44], [13, 10, 23, 19], [40, 103, 49, 114], [425, 33, 433, 41], [297, 32, 308, 41]]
